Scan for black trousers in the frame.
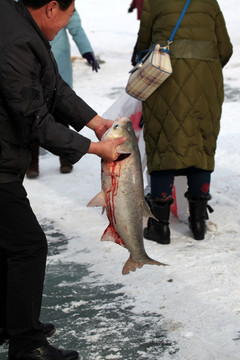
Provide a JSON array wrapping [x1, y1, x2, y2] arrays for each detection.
[[0, 181, 47, 352], [151, 167, 211, 199]]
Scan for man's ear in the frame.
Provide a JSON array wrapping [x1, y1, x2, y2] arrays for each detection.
[[45, 1, 59, 19]]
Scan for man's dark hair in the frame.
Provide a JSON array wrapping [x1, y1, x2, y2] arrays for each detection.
[[21, 0, 73, 10]]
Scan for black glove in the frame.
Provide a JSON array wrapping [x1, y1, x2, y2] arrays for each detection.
[[128, 7, 134, 13], [82, 52, 100, 72], [131, 42, 138, 66]]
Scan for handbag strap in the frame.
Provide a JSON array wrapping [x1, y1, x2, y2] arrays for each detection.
[[137, 0, 191, 60], [168, 0, 191, 43]]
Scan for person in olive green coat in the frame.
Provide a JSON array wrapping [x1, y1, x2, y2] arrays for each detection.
[[135, 0, 233, 243]]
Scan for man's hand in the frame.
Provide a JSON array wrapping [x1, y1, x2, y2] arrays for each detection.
[[87, 115, 113, 140], [94, 121, 113, 140], [88, 137, 127, 162]]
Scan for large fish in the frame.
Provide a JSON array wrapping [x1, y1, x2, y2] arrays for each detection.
[[87, 117, 167, 275]]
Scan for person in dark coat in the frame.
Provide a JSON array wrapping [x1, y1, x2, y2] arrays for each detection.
[[135, 0, 233, 244], [0, 0, 126, 359], [26, 8, 100, 177]]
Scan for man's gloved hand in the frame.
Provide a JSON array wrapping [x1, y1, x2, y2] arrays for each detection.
[[128, 7, 134, 13], [83, 52, 100, 72]]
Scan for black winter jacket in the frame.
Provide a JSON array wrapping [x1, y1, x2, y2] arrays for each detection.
[[0, 0, 97, 182]]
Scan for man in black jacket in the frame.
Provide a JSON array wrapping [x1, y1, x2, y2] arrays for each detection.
[[0, 1, 126, 359]]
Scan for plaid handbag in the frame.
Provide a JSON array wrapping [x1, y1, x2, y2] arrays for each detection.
[[125, 0, 191, 101], [125, 44, 172, 101]]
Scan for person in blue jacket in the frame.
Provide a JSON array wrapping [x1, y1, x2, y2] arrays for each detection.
[[27, 8, 100, 177]]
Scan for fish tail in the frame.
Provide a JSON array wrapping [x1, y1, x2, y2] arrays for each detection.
[[122, 255, 168, 275]]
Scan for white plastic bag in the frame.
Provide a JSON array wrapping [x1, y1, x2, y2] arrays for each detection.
[[171, 176, 188, 223], [102, 92, 142, 140], [103, 93, 152, 193]]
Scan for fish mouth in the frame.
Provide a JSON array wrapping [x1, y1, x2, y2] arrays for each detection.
[[115, 153, 131, 162]]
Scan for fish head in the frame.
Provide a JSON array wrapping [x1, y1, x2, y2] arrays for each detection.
[[102, 117, 137, 154]]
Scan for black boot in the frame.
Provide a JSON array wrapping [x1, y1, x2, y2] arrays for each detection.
[[27, 143, 39, 179], [0, 328, 8, 346], [185, 193, 214, 240], [143, 195, 174, 245], [8, 343, 81, 360], [59, 157, 73, 174]]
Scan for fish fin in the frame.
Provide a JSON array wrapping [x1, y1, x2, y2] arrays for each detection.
[[143, 199, 157, 220], [122, 255, 168, 275], [101, 225, 127, 248], [87, 191, 106, 208]]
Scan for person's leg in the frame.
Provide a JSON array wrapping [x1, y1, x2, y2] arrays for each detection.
[[185, 168, 213, 240], [0, 182, 80, 359], [59, 124, 73, 174], [144, 170, 174, 244], [186, 167, 211, 198], [150, 170, 174, 199], [0, 182, 47, 353], [27, 143, 40, 179]]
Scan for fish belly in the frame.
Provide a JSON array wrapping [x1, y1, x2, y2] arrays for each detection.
[[102, 159, 147, 260]]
